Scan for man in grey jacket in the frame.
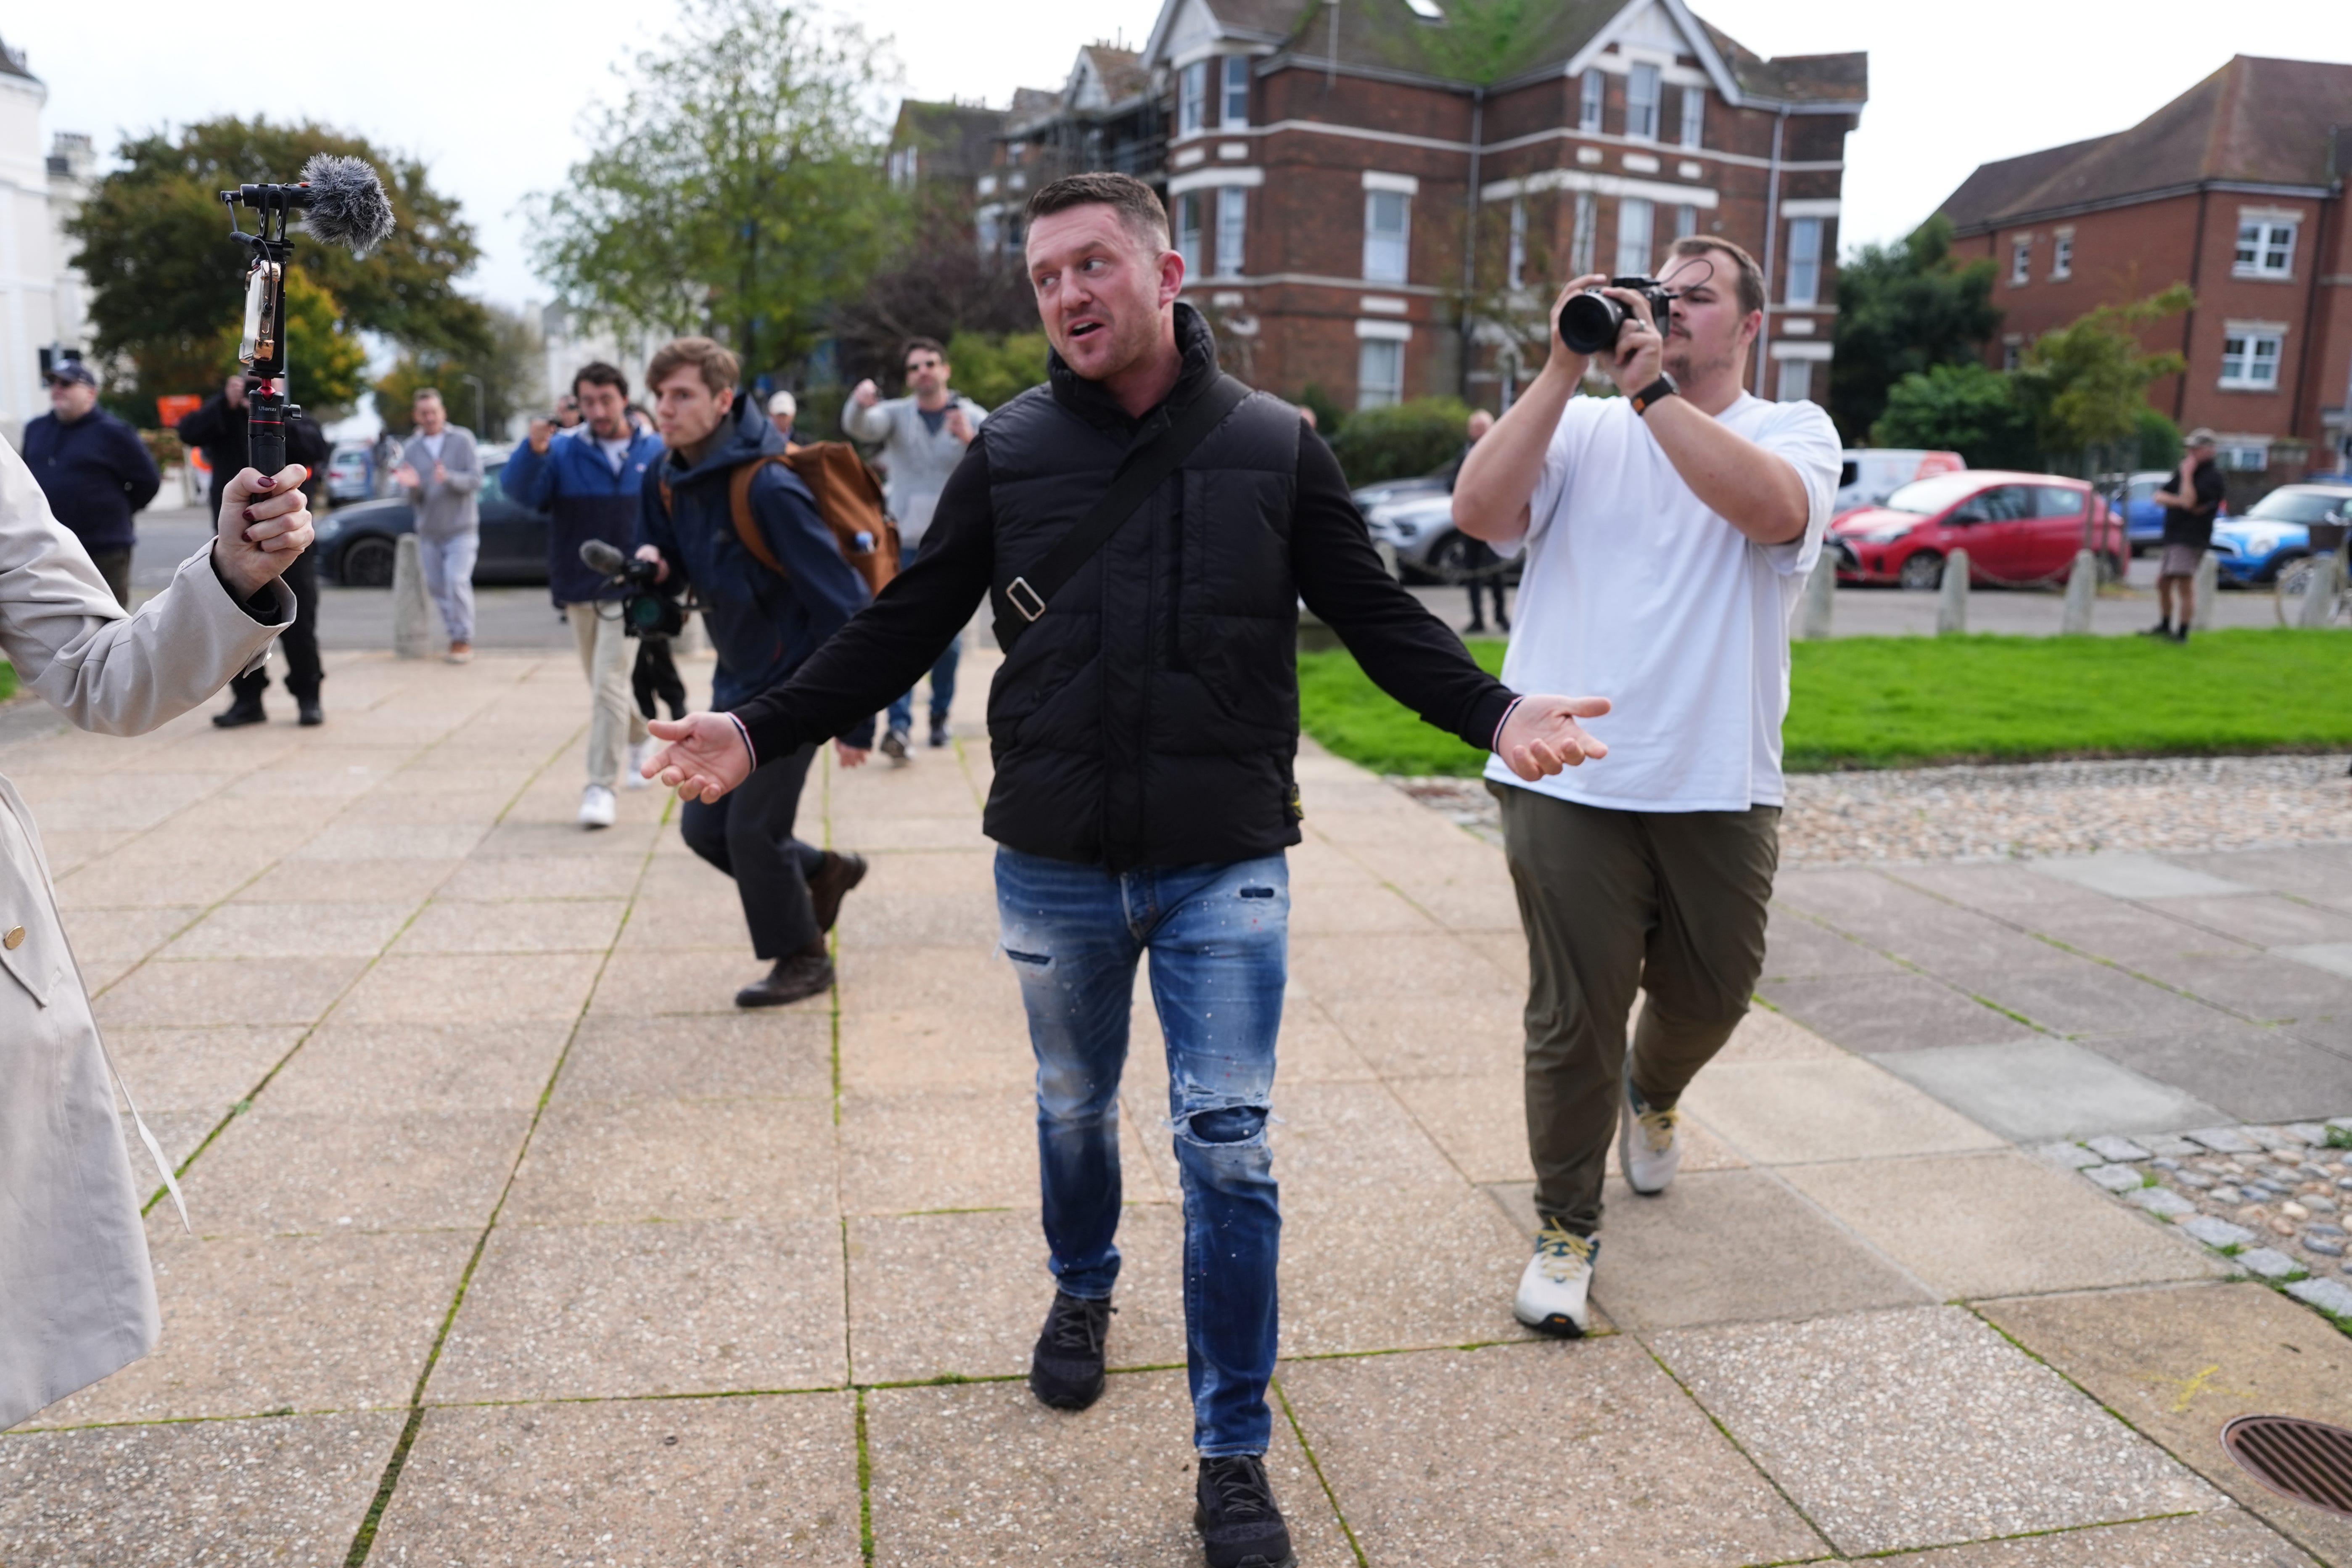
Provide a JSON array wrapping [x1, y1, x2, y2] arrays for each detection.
[[393, 388, 483, 662], [844, 338, 985, 757]]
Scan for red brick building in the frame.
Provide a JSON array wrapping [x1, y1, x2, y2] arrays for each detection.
[[891, 0, 1865, 413], [1940, 57, 2352, 485]]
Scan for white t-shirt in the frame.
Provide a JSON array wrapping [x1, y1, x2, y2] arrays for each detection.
[[417, 431, 447, 463], [1482, 391, 1841, 812], [595, 434, 631, 474]]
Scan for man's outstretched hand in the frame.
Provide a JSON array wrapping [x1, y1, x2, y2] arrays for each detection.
[[643, 713, 754, 803], [1496, 694, 1612, 780]]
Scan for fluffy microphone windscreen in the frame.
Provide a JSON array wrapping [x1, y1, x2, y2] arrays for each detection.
[[296, 154, 396, 256]]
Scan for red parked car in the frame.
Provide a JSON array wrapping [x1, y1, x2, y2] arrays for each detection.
[[1828, 471, 2127, 590]]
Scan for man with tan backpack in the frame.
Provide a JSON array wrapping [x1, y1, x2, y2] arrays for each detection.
[[633, 336, 893, 1006]]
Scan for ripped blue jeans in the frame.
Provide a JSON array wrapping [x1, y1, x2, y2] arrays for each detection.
[[995, 846, 1287, 1456]]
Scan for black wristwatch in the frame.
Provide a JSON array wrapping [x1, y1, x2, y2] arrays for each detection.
[[1631, 373, 1679, 416]]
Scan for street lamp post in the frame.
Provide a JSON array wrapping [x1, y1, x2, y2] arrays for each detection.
[[458, 373, 486, 438]]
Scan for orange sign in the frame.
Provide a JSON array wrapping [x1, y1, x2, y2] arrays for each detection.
[[155, 394, 201, 428]]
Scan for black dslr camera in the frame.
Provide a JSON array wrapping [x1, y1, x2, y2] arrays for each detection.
[[579, 539, 685, 639], [1557, 276, 1680, 356]]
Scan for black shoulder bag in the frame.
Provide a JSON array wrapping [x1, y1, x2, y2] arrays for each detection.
[[991, 374, 1251, 652]]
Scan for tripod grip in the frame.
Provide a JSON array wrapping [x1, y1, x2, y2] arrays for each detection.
[[247, 402, 286, 479]]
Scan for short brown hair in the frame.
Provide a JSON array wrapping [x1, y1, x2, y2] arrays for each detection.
[[1023, 171, 1171, 252], [901, 336, 946, 365], [412, 386, 441, 403], [1668, 235, 1765, 318], [647, 336, 740, 398]]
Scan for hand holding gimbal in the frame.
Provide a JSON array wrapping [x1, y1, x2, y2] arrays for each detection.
[[580, 539, 685, 639]]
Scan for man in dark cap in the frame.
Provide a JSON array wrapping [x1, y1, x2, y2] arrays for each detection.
[[21, 361, 159, 608]]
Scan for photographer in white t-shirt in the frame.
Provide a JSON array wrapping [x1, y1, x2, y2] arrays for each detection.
[[1452, 235, 1839, 1339]]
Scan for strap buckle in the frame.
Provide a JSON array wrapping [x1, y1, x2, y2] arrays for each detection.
[[1005, 576, 1047, 622]]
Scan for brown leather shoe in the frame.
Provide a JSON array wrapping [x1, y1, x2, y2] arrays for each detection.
[[806, 851, 868, 933], [736, 951, 834, 1008]]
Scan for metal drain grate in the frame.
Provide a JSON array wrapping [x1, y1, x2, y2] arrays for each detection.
[[2223, 1415, 2352, 1518]]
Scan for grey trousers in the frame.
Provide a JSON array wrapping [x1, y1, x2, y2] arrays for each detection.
[[1493, 785, 1780, 1235]]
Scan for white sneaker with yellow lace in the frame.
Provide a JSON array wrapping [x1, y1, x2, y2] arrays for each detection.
[[1513, 1220, 1598, 1338], [1620, 1079, 1682, 1195]]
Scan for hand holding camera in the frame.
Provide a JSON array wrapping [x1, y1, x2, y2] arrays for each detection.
[[1554, 273, 1678, 388], [580, 539, 684, 639], [529, 417, 556, 454]]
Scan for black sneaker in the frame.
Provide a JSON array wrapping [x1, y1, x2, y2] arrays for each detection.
[[880, 727, 910, 764], [297, 700, 323, 727], [211, 695, 266, 728], [1028, 1289, 1113, 1410], [806, 851, 867, 933], [2141, 620, 2172, 637], [735, 951, 833, 1008], [928, 715, 950, 748], [2170, 624, 2190, 643], [1195, 1455, 1296, 1568]]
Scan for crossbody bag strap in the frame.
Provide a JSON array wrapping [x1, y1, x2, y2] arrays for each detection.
[[991, 374, 1251, 652]]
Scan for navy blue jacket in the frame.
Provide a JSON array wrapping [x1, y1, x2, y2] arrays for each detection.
[[23, 407, 161, 551], [501, 423, 665, 605], [637, 396, 874, 742]]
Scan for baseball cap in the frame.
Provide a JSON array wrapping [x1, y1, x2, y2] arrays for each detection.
[[2184, 427, 2217, 447], [768, 390, 797, 419], [45, 360, 95, 388]]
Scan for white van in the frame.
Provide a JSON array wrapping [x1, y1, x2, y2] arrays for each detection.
[[1837, 448, 1965, 516]]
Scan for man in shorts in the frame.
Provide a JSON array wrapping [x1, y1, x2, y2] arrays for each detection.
[[2148, 429, 2223, 642]]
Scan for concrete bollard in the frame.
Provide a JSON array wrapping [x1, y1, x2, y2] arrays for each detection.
[[1936, 547, 1969, 635], [392, 534, 434, 659], [2060, 550, 2097, 634], [1797, 562, 1834, 639], [2190, 550, 2219, 631], [2298, 550, 2341, 629]]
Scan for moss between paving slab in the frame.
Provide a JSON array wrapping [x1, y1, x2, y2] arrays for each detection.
[[1298, 629, 2352, 776]]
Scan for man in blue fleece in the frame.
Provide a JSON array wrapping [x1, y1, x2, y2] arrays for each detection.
[[632, 336, 876, 1007]]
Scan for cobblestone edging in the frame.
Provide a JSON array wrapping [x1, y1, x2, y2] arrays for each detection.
[[2040, 1121, 2352, 1327], [1394, 753, 2352, 864]]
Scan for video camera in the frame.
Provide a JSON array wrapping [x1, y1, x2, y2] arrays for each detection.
[[1557, 276, 1682, 357], [579, 539, 685, 639]]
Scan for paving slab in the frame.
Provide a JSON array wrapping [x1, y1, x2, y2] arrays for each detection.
[[555, 1010, 835, 1101], [836, 941, 1016, 1015], [2161, 954, 2352, 1027], [865, 1370, 1352, 1566], [1391, 1070, 1748, 1185], [371, 1393, 863, 1565], [835, 1002, 1036, 1093], [336, 952, 608, 1024], [504, 1097, 837, 1224], [1870, 1039, 2226, 1142], [2169, 897, 2352, 950], [160, 899, 415, 959], [436, 852, 646, 901], [263, 1019, 569, 1113], [1779, 1150, 2228, 1298], [1755, 971, 2044, 1055], [2030, 854, 2261, 900], [0, 1409, 406, 1562], [838, 1086, 1048, 1215], [1311, 990, 1526, 1077], [848, 1206, 1186, 1385], [1280, 1337, 1827, 1566], [2083, 1028, 2352, 1126], [1761, 908, 1913, 979], [102, 1024, 304, 1119], [1676, 1056, 2008, 1166], [391, 896, 629, 954], [176, 1105, 530, 1236], [1714, 1003, 1851, 1063], [1652, 1304, 2223, 1556], [233, 855, 462, 905], [1980, 1282, 2352, 1567], [1865, 1509, 2318, 1566], [22, 1227, 474, 1426], [431, 1218, 846, 1401], [2279, 942, 2352, 981], [1970, 962, 2235, 1039], [588, 947, 821, 1017], [92, 954, 370, 1029]]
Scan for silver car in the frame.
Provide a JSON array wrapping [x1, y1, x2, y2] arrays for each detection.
[[1354, 474, 1509, 583]]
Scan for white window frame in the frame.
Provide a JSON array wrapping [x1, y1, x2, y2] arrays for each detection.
[[1215, 186, 1247, 278], [1363, 189, 1411, 284], [1222, 56, 1250, 127], [1674, 203, 1698, 240], [1626, 63, 1660, 142], [2233, 217, 2297, 279], [1615, 197, 1654, 277], [2051, 231, 2073, 280], [1579, 69, 1604, 134], [1784, 217, 1822, 307], [1679, 86, 1705, 150], [1179, 61, 1208, 136], [1775, 357, 1813, 404], [1175, 190, 1205, 278], [2218, 324, 2285, 390], [1357, 337, 1404, 410], [1506, 197, 1526, 290], [2001, 337, 2022, 372], [1570, 192, 1596, 275], [2009, 236, 2031, 286]]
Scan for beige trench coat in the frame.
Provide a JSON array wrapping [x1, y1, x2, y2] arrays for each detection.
[[0, 441, 289, 1431]]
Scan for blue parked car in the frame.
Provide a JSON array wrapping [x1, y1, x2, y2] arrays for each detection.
[[2207, 482, 2352, 586], [2115, 468, 2228, 554]]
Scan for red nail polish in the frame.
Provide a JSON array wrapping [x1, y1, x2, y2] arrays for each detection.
[[255, 476, 275, 490]]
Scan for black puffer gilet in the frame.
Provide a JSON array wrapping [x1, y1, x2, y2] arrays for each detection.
[[980, 328, 1303, 871]]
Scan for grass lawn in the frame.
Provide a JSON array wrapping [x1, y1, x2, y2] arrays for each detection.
[[1296, 628, 2352, 776], [0, 662, 13, 703]]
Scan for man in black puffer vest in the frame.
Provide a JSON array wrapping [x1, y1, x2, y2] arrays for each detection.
[[640, 172, 1610, 1566]]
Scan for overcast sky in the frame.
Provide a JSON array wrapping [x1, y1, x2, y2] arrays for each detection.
[[17, 0, 2351, 313]]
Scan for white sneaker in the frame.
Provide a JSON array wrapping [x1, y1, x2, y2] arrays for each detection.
[[1514, 1221, 1598, 1338], [578, 784, 617, 829], [1619, 1078, 1683, 1196], [624, 740, 654, 789]]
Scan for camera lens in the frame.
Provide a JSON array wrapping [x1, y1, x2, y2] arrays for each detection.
[[1558, 291, 1626, 356]]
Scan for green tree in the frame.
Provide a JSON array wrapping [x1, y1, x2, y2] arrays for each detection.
[[530, 0, 899, 386], [1870, 362, 2038, 469], [2134, 406, 2183, 470], [277, 271, 369, 419], [372, 303, 546, 438], [1829, 216, 2002, 443], [941, 331, 1048, 412], [1329, 397, 1475, 487], [68, 116, 486, 417], [2012, 285, 2191, 471]]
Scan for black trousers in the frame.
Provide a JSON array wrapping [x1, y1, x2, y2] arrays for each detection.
[[230, 547, 321, 703], [680, 740, 827, 960], [87, 548, 133, 611], [632, 637, 687, 721]]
